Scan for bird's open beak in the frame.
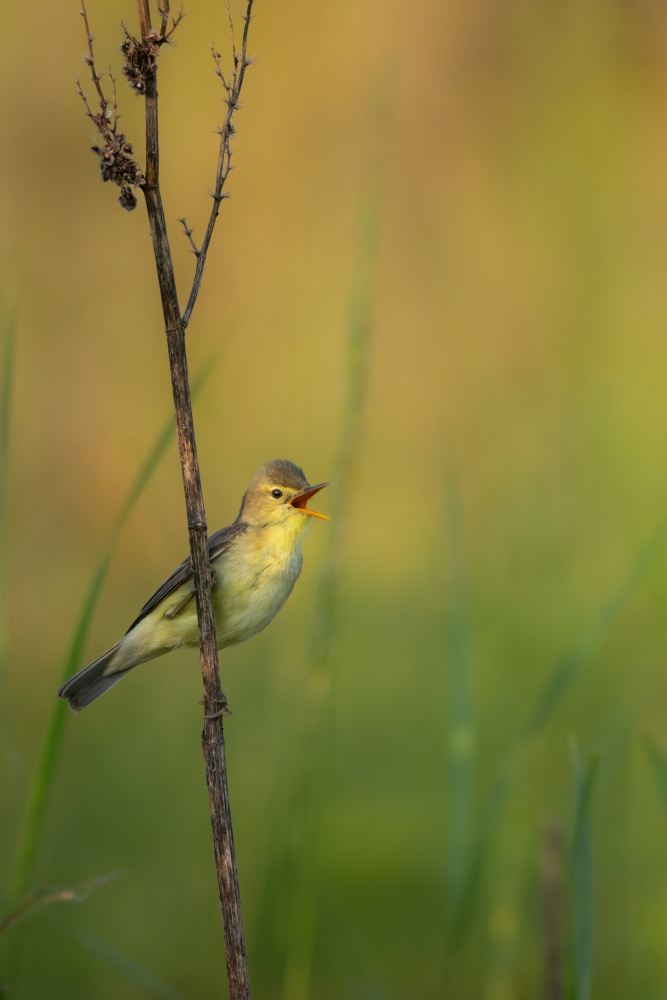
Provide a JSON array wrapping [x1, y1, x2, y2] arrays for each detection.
[[289, 483, 330, 519]]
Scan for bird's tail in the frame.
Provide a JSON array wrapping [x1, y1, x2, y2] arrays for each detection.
[[57, 642, 131, 712]]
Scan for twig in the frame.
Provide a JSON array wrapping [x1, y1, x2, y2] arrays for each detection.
[[79, 1, 109, 116], [162, 10, 184, 44], [109, 71, 119, 133], [279, 201, 379, 1000], [157, 0, 171, 38], [178, 218, 201, 257], [134, 2, 251, 997], [77, 1, 144, 211], [8, 360, 218, 920], [73, 3, 252, 996], [180, 0, 254, 329]]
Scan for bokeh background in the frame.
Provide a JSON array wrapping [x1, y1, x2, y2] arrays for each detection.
[[3, 0, 667, 996]]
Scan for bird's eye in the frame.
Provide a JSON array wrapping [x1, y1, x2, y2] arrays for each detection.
[[271, 489, 283, 499]]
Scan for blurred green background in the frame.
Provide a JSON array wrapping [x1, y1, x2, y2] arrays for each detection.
[[3, 0, 667, 996]]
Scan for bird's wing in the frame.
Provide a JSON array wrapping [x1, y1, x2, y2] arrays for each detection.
[[125, 522, 247, 633]]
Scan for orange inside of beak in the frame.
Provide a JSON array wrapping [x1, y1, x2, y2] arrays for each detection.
[[289, 483, 330, 519]]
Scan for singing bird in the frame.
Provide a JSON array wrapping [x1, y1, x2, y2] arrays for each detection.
[[58, 460, 329, 711]]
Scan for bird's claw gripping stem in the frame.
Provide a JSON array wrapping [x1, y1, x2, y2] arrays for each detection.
[[201, 691, 232, 718]]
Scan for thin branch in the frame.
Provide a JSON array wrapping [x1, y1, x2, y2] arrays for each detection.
[[212, 45, 231, 92], [227, 1, 237, 71], [109, 70, 119, 133], [74, 4, 253, 993], [135, 1, 251, 996], [157, 0, 171, 37], [162, 8, 184, 44], [77, 5, 143, 210], [75, 76, 96, 122], [79, 0, 108, 114], [178, 218, 201, 257], [180, 0, 254, 329]]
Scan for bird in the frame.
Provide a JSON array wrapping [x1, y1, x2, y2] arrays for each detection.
[[58, 459, 329, 712]]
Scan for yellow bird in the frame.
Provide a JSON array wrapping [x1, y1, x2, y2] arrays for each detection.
[[58, 459, 329, 711]]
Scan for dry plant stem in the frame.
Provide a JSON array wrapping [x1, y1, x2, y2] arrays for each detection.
[[136, 1, 250, 996], [181, 0, 254, 328], [80, 1, 109, 112]]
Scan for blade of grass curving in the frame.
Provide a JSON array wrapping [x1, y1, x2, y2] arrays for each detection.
[[525, 526, 666, 738], [448, 767, 511, 947], [53, 920, 193, 1000], [0, 875, 115, 934], [643, 736, 667, 810], [279, 199, 380, 1000], [443, 475, 475, 915], [570, 742, 599, 1000], [0, 284, 20, 792], [8, 356, 219, 911]]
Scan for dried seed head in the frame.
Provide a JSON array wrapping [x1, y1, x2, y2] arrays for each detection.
[[119, 185, 138, 211], [121, 28, 161, 94], [90, 128, 144, 206], [77, 5, 143, 211]]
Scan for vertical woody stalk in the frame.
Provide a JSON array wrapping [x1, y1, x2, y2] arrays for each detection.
[[136, 2, 251, 996]]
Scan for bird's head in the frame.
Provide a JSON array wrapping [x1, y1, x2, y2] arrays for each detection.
[[239, 459, 329, 537]]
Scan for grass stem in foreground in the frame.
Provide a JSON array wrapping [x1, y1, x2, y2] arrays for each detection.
[[0, 286, 20, 803], [279, 200, 380, 1000], [54, 920, 193, 1000], [643, 736, 667, 809], [570, 742, 599, 1000], [449, 529, 662, 945], [8, 360, 217, 913], [443, 475, 475, 915]]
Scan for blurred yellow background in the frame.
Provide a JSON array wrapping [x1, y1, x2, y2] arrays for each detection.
[[3, 0, 667, 996]]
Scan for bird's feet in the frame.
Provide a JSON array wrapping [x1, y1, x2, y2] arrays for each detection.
[[200, 690, 232, 718]]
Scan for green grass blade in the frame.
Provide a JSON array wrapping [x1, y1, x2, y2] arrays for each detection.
[[54, 921, 193, 1000], [1, 875, 115, 935], [525, 528, 666, 738], [449, 532, 659, 948], [279, 199, 380, 1000], [444, 476, 475, 913], [448, 769, 510, 947], [0, 284, 20, 791], [570, 742, 599, 1000], [643, 736, 667, 809], [8, 357, 218, 911], [9, 561, 111, 911]]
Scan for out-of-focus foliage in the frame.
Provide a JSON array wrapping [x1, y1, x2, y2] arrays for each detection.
[[2, 0, 667, 996]]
